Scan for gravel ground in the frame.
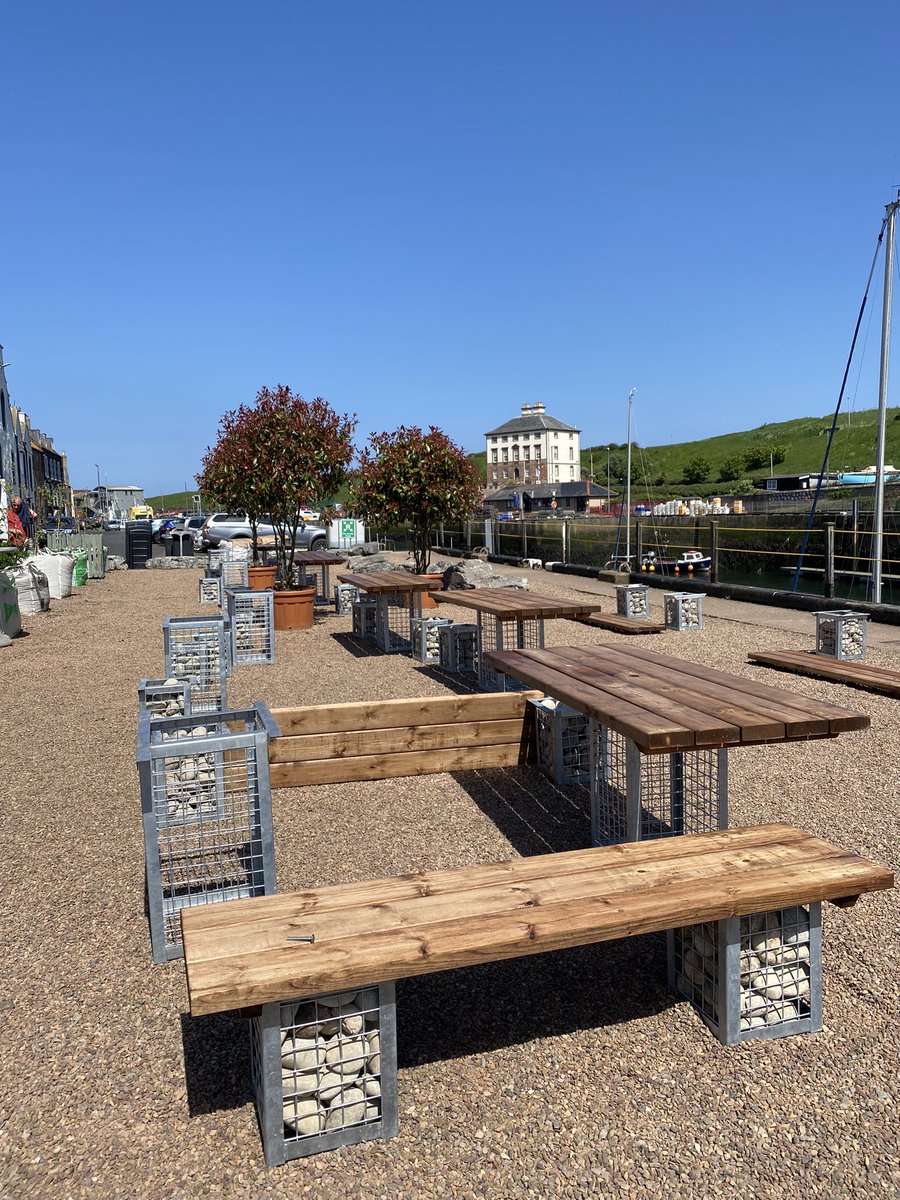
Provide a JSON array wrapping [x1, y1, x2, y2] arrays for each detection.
[[1, 562, 898, 1200]]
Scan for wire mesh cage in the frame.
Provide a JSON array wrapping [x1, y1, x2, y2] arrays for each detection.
[[438, 623, 478, 674], [815, 610, 869, 660], [663, 592, 705, 632], [588, 722, 727, 846], [207, 549, 228, 576], [199, 575, 222, 607], [477, 613, 545, 692], [163, 615, 232, 714], [411, 616, 453, 664], [530, 698, 590, 785], [374, 593, 422, 654], [136, 704, 280, 963], [221, 559, 250, 591], [249, 981, 399, 1166], [334, 584, 360, 615], [614, 584, 650, 620], [668, 903, 822, 1044], [138, 678, 192, 722], [226, 586, 276, 666], [296, 562, 333, 604], [351, 599, 378, 641]]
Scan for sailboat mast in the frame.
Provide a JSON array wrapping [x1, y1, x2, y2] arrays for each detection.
[[625, 388, 636, 564], [872, 195, 898, 603]]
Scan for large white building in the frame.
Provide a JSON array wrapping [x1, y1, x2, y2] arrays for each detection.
[[484, 402, 581, 491]]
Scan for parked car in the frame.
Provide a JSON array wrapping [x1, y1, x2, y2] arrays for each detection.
[[102, 518, 125, 531], [198, 512, 328, 552], [152, 518, 181, 543], [43, 515, 78, 533]]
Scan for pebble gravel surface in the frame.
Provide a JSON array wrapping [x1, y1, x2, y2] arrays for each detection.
[[1, 561, 898, 1200]]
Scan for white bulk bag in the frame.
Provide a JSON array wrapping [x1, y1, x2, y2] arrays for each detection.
[[12, 562, 51, 615], [0, 570, 21, 637], [32, 553, 75, 599]]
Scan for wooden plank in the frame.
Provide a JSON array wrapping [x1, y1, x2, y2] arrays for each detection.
[[573, 613, 665, 635], [182, 824, 893, 1014], [337, 571, 439, 594], [270, 692, 542, 736], [565, 644, 810, 744], [485, 648, 698, 751], [269, 740, 529, 788], [606, 644, 871, 736], [749, 650, 900, 699], [269, 718, 529, 764], [432, 588, 603, 621]]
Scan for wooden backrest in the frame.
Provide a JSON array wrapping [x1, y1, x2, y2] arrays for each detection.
[[268, 691, 543, 787], [181, 823, 893, 1015]]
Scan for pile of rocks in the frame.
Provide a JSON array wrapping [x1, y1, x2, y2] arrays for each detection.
[[616, 584, 649, 619], [146, 557, 203, 570], [817, 612, 868, 660], [411, 617, 451, 664], [664, 592, 703, 631], [143, 680, 188, 719], [280, 989, 384, 1137], [442, 559, 529, 591], [106, 554, 128, 571], [160, 726, 219, 820]]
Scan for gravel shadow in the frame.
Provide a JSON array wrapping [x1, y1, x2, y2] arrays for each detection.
[[329, 631, 384, 658], [454, 767, 592, 855], [416, 665, 482, 694], [397, 935, 673, 1066], [180, 1011, 254, 1115]]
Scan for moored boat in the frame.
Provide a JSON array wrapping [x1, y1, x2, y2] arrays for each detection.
[[641, 549, 711, 574]]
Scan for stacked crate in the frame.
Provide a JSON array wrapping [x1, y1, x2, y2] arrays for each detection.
[[226, 586, 276, 666], [163, 615, 231, 714]]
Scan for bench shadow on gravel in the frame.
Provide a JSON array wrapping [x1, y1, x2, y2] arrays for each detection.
[[330, 631, 383, 658], [180, 1010, 253, 1115]]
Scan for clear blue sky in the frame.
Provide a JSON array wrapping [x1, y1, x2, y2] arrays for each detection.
[[3, 2, 899, 493]]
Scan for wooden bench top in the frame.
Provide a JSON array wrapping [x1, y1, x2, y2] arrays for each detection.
[[295, 551, 346, 566], [182, 823, 892, 1016], [749, 649, 900, 698], [431, 587, 603, 621], [337, 571, 441, 594], [482, 644, 871, 753], [573, 612, 665, 635]]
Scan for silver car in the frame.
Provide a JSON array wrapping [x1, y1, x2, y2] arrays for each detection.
[[198, 512, 328, 551]]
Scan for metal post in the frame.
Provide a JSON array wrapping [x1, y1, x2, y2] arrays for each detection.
[[635, 520, 642, 569], [873, 196, 898, 603], [824, 522, 835, 600], [710, 520, 719, 584], [625, 740, 642, 842], [561, 518, 568, 564]]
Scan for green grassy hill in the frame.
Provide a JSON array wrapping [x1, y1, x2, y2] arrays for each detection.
[[144, 491, 197, 512], [472, 406, 900, 497]]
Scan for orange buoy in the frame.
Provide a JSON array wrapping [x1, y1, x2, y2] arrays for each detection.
[[688, 563, 694, 573], [674, 565, 679, 575]]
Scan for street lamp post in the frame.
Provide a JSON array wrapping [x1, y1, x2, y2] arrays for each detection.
[[95, 464, 103, 518]]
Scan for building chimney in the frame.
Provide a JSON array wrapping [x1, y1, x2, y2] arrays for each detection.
[[533, 401, 546, 414], [521, 403, 531, 416]]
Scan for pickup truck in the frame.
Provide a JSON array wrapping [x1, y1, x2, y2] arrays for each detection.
[[198, 512, 328, 552]]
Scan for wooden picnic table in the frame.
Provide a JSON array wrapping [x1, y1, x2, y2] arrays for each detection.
[[337, 571, 443, 652], [431, 587, 603, 689], [483, 642, 870, 754]]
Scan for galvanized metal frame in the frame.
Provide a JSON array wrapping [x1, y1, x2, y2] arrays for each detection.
[[588, 721, 727, 846], [667, 903, 823, 1044], [375, 592, 423, 654], [137, 704, 279, 963], [351, 599, 378, 641], [663, 591, 705, 632], [530, 698, 590, 785], [438, 622, 478, 674], [815, 610, 869, 660], [477, 613, 545, 692], [410, 616, 453, 664], [250, 981, 399, 1167], [614, 583, 650, 620], [207, 549, 228, 576], [226, 586, 276, 666], [334, 584, 360, 616], [199, 575, 222, 607], [297, 561, 334, 605], [138, 678, 192, 722], [221, 559, 250, 591], [163, 614, 232, 713]]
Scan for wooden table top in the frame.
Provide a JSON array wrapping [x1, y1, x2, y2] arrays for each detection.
[[483, 643, 870, 753], [181, 823, 892, 1016], [337, 570, 442, 594], [296, 551, 347, 565], [431, 587, 603, 621]]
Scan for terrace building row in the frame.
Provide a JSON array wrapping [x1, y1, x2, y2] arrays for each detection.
[[0, 345, 73, 521]]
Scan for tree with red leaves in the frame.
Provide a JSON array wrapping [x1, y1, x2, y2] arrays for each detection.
[[350, 425, 483, 573]]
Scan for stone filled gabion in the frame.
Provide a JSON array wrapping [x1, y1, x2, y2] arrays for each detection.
[[139, 678, 190, 721], [615, 584, 649, 619], [351, 600, 378, 640], [199, 576, 221, 606], [334, 584, 360, 616], [815, 610, 868, 660], [411, 617, 452, 664], [664, 592, 704, 632], [438, 623, 478, 674]]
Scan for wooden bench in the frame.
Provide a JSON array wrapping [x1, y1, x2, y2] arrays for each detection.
[[181, 824, 892, 1166], [267, 692, 541, 787], [748, 649, 900, 698], [572, 612, 665, 635]]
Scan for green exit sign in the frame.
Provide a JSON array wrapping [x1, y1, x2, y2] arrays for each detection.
[[340, 519, 355, 540]]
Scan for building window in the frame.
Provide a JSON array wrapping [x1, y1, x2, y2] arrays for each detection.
[[569, 447, 574, 459], [512, 444, 519, 461], [524, 466, 530, 478], [502, 449, 509, 463], [553, 432, 558, 439], [514, 468, 520, 480], [502, 435, 508, 442], [552, 447, 558, 461], [535, 446, 541, 460], [491, 471, 497, 481], [491, 450, 498, 464], [523, 447, 530, 461]]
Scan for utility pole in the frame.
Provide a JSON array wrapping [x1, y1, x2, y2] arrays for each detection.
[[625, 389, 636, 565], [872, 193, 898, 603]]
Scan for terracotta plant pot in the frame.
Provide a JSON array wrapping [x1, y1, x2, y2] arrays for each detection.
[[420, 573, 444, 610], [248, 565, 277, 592], [273, 587, 315, 631]]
